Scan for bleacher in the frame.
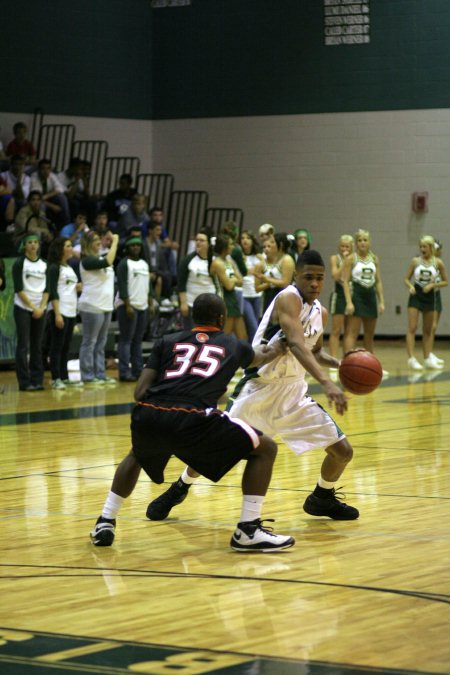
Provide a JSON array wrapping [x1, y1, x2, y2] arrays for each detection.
[[32, 108, 245, 254], [1, 108, 246, 258], [0, 107, 248, 362], [0, 108, 248, 362]]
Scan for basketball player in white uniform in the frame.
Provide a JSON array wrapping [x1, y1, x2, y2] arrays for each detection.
[[147, 250, 359, 522]]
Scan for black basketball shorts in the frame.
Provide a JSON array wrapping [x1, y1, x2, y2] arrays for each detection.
[[131, 401, 261, 484]]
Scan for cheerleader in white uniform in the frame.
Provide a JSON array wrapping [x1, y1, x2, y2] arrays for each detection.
[[404, 235, 448, 370]]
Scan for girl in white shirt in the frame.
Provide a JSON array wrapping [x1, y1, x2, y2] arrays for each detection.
[[47, 237, 82, 388], [115, 237, 151, 381], [177, 228, 218, 329], [12, 233, 48, 390], [78, 230, 119, 384], [239, 230, 263, 341]]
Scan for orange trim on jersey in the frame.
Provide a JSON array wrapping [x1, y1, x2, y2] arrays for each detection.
[[138, 401, 220, 415], [192, 326, 221, 332]]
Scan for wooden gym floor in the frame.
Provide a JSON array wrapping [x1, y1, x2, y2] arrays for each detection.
[[0, 341, 449, 675]]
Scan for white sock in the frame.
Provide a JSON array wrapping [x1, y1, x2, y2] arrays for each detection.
[[181, 467, 198, 485], [102, 491, 124, 520], [318, 476, 336, 490], [240, 495, 264, 523]]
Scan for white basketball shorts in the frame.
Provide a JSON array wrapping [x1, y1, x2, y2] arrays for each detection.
[[228, 378, 345, 455]]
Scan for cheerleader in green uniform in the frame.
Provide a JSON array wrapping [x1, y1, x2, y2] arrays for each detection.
[[328, 234, 354, 362], [404, 235, 448, 371], [343, 229, 385, 357]]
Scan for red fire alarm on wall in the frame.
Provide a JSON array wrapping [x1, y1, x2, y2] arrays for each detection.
[[412, 192, 429, 213]]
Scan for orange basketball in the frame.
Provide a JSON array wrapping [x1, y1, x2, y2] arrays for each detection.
[[339, 350, 382, 395]]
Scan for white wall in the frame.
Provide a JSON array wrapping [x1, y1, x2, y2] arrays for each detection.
[[2, 108, 449, 336], [152, 110, 450, 336]]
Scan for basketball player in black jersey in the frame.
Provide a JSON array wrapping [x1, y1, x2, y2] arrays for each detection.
[[91, 293, 295, 552]]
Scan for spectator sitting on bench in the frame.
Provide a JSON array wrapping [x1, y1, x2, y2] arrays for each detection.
[[60, 211, 90, 259], [104, 173, 137, 226], [6, 122, 37, 170], [0, 174, 15, 230], [148, 206, 179, 284], [1, 155, 31, 212], [117, 193, 150, 240], [30, 158, 71, 228], [58, 157, 95, 221], [142, 220, 172, 301]]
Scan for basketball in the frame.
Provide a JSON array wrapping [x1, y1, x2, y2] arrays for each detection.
[[338, 350, 383, 395]]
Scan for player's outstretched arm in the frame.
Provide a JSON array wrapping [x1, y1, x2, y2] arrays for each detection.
[[250, 337, 287, 368]]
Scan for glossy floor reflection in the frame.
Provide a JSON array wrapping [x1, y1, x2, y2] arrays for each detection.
[[0, 341, 449, 674]]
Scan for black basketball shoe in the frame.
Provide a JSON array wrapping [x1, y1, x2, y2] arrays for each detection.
[[90, 516, 116, 546], [303, 487, 359, 520], [146, 480, 190, 520]]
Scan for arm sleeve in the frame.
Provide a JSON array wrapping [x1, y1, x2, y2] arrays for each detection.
[[116, 259, 129, 300], [47, 264, 60, 300], [177, 253, 195, 293], [12, 257, 24, 292], [237, 340, 255, 369], [81, 255, 109, 270]]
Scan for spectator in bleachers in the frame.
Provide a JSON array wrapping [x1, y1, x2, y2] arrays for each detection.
[[77, 229, 119, 385], [1, 155, 31, 211], [117, 193, 150, 239], [104, 173, 137, 225], [57, 157, 92, 220], [14, 190, 56, 258], [60, 211, 89, 256], [148, 206, 179, 281], [142, 220, 172, 300], [30, 159, 71, 228], [6, 122, 37, 169], [92, 210, 111, 234], [0, 174, 15, 230], [115, 236, 151, 382]]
